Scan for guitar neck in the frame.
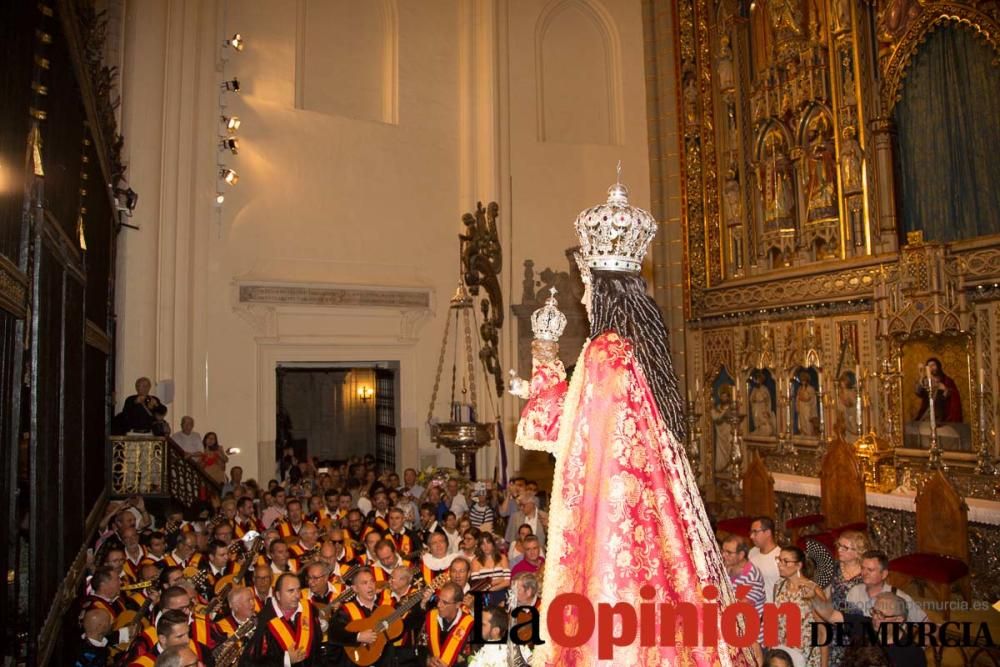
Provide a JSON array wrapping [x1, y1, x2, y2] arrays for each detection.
[[205, 583, 232, 617], [212, 617, 256, 658], [332, 587, 358, 605], [384, 590, 424, 625]]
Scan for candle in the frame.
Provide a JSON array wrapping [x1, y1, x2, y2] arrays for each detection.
[[855, 364, 863, 434], [786, 376, 793, 433], [925, 364, 936, 433], [979, 368, 985, 392]]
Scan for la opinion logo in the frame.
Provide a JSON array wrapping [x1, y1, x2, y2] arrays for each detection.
[[467, 588, 998, 658], [470, 585, 799, 659]]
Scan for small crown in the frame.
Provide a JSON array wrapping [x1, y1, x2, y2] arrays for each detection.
[[531, 288, 567, 342], [574, 170, 657, 273]]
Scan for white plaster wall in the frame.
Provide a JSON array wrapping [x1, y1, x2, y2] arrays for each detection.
[[116, 0, 653, 482]]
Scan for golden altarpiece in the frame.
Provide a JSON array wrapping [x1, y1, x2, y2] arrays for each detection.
[[662, 0, 1000, 602]]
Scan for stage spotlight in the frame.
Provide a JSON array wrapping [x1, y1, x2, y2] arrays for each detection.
[[215, 192, 225, 205], [221, 78, 240, 93], [225, 33, 245, 51], [222, 115, 241, 133], [220, 137, 239, 155], [220, 168, 239, 186]]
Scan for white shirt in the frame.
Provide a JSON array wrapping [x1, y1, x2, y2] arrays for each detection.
[[522, 512, 539, 536], [449, 492, 469, 519], [845, 582, 929, 622], [172, 430, 203, 455], [748, 545, 781, 603], [401, 484, 425, 500], [357, 496, 373, 516], [444, 529, 461, 554]]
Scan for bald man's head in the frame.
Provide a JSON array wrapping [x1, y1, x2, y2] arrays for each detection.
[[82, 607, 112, 639]]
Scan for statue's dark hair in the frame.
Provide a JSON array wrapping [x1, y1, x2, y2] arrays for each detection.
[[589, 270, 685, 441]]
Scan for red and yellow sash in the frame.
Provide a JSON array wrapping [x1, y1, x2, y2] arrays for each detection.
[[128, 655, 156, 667], [215, 615, 246, 637], [390, 532, 412, 555], [191, 614, 212, 647], [372, 566, 389, 583], [421, 563, 446, 587], [138, 553, 164, 568], [267, 603, 314, 655], [234, 518, 259, 538], [276, 521, 300, 539], [138, 625, 157, 649], [340, 601, 369, 622], [253, 593, 265, 613], [371, 515, 389, 532], [84, 596, 123, 622], [425, 609, 473, 667], [361, 525, 381, 541]]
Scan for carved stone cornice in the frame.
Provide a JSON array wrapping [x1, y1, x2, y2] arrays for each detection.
[[959, 246, 1000, 284], [238, 283, 430, 309], [699, 261, 891, 315], [0, 254, 28, 319], [233, 281, 433, 342]]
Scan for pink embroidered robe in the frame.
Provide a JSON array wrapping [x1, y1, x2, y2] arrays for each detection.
[[516, 332, 755, 667]]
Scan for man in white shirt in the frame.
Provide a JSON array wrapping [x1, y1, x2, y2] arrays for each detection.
[[747, 516, 781, 603], [442, 512, 461, 554], [844, 550, 928, 622], [445, 479, 469, 519], [400, 468, 425, 501], [171, 416, 202, 456]]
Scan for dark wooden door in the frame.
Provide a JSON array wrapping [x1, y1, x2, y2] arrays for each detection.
[[375, 368, 397, 472]]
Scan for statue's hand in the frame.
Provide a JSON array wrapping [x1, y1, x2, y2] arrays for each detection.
[[508, 370, 530, 399]]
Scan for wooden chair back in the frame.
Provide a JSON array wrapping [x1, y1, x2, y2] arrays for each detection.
[[819, 435, 867, 529], [742, 451, 775, 518], [915, 469, 969, 563]]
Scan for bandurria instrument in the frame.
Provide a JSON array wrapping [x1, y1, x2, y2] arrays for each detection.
[[212, 616, 257, 667]]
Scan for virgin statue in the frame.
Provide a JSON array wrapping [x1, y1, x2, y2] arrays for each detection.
[[510, 177, 755, 666]]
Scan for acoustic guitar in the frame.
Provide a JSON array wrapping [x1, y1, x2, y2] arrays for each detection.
[[111, 594, 154, 657], [344, 572, 451, 667]]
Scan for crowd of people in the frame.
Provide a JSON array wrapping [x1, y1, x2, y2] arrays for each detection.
[[724, 517, 929, 667], [90, 375, 929, 666], [77, 453, 550, 667]]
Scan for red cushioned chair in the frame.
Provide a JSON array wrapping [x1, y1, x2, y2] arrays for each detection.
[[785, 513, 825, 544], [888, 470, 971, 620]]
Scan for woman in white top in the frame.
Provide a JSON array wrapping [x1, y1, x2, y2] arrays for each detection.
[[470, 533, 510, 607]]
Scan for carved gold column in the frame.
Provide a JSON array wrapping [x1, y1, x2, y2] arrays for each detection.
[[870, 117, 899, 238]]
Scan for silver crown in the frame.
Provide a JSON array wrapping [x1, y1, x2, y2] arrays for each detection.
[[574, 169, 657, 273], [531, 288, 567, 342]]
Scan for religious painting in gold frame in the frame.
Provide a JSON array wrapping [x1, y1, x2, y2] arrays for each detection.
[[892, 331, 976, 454]]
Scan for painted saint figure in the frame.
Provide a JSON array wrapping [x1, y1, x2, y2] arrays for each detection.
[[749, 371, 777, 437], [795, 369, 819, 436], [914, 357, 963, 423], [712, 384, 736, 472]]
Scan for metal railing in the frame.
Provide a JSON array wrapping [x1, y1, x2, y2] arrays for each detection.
[[108, 435, 221, 506]]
